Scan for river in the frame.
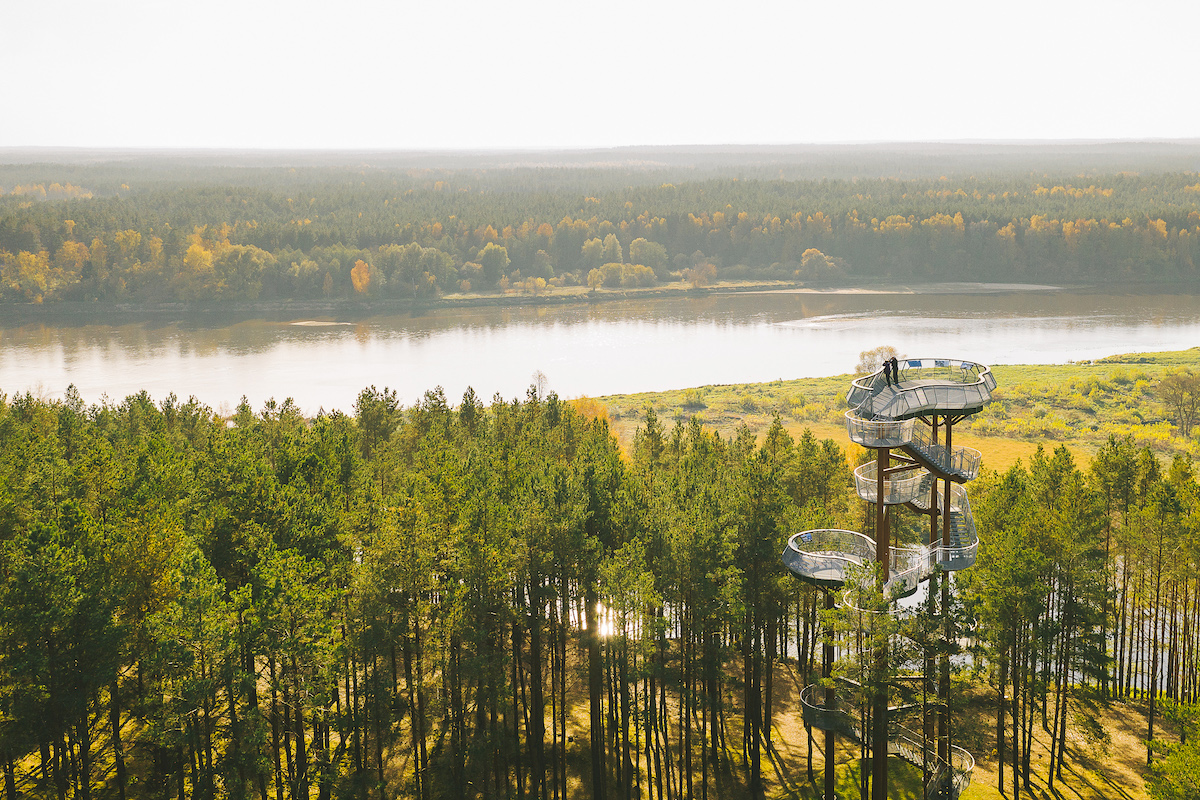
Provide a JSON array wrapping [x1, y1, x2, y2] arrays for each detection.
[[2, 284, 1199, 415]]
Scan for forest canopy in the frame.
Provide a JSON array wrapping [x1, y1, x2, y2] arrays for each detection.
[[2, 378, 1199, 799]]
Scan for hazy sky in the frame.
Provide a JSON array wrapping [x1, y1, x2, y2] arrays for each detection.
[[3, 0, 1197, 150]]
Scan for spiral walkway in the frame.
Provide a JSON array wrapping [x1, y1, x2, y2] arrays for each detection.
[[800, 685, 975, 799], [784, 359, 993, 595], [782, 358, 995, 799]]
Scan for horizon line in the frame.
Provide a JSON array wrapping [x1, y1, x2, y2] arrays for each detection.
[[3, 138, 1200, 155]]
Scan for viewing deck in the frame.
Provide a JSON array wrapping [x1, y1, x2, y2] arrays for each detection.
[[780, 529, 869, 590], [846, 359, 995, 421], [853, 460, 927, 505]]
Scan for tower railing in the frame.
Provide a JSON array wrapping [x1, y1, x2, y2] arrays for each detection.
[[853, 461, 926, 505], [906, 425, 982, 480], [782, 529, 873, 588], [887, 546, 938, 598], [845, 412, 915, 448], [799, 684, 856, 737], [937, 485, 978, 571], [836, 543, 935, 606]]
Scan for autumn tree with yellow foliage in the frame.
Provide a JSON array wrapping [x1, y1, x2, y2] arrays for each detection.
[[351, 259, 372, 294]]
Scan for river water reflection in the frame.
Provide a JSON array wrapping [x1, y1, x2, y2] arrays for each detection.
[[3, 285, 1199, 415]]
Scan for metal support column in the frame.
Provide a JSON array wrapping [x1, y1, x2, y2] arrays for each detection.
[[925, 415, 939, 793], [940, 422, 953, 775], [824, 589, 836, 800], [873, 446, 889, 800]]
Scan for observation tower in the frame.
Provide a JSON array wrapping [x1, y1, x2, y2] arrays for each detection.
[[782, 358, 996, 800]]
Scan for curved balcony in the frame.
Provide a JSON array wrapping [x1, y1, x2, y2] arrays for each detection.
[[845, 412, 915, 448], [782, 529, 874, 589], [799, 684, 856, 736], [847, 358, 995, 421], [853, 461, 926, 505]]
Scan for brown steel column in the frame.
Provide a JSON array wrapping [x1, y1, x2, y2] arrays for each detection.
[[876, 446, 889, 576], [939, 422, 953, 768], [824, 589, 836, 800], [930, 415, 940, 547], [873, 447, 889, 800], [925, 415, 938, 792]]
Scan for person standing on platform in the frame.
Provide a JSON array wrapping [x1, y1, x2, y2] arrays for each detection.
[[882, 360, 892, 386], [890, 357, 900, 384]]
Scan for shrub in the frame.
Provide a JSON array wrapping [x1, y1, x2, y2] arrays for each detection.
[[570, 396, 609, 423], [620, 264, 657, 288]]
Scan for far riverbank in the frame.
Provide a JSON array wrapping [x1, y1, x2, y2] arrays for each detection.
[[0, 279, 1110, 324]]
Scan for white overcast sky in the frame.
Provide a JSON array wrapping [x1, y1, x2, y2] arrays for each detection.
[[2, 0, 1197, 150]]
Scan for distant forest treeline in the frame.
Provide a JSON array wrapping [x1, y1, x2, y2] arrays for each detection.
[[1, 152, 1198, 303]]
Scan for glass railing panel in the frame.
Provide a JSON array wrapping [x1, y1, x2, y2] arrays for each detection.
[[854, 462, 925, 505], [885, 545, 933, 595], [950, 744, 975, 795], [959, 448, 982, 479], [786, 529, 877, 565], [939, 537, 978, 571], [800, 684, 859, 737], [844, 413, 914, 447]]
